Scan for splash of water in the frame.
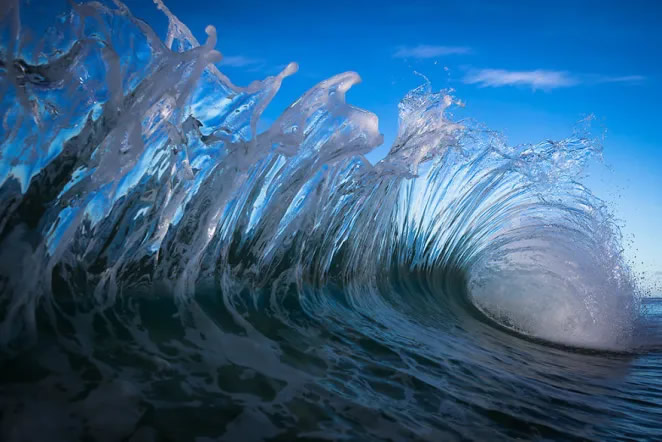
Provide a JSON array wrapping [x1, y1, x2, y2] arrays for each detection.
[[0, 0, 641, 354]]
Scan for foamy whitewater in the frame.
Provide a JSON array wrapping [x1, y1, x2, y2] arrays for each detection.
[[1, 1, 660, 441]]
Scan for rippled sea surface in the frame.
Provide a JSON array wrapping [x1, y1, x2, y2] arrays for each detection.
[[1, 295, 661, 441], [0, 1, 660, 440]]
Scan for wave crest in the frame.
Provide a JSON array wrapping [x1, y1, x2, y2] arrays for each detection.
[[0, 0, 640, 352]]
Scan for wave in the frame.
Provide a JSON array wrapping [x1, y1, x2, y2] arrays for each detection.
[[0, 0, 643, 357]]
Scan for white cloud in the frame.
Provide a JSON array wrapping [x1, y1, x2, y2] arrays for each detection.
[[393, 45, 471, 59], [463, 69, 646, 90], [463, 69, 577, 89], [221, 55, 263, 68], [595, 75, 646, 84]]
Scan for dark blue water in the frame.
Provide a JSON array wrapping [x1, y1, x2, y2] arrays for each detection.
[[1, 293, 660, 440], [1, 1, 660, 440]]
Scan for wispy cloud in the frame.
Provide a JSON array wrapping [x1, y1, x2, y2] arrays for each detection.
[[593, 74, 646, 84], [221, 55, 264, 68], [393, 44, 471, 59], [463, 69, 645, 90], [464, 69, 577, 89]]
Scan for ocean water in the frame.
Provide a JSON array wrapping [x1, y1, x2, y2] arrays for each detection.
[[0, 1, 661, 440]]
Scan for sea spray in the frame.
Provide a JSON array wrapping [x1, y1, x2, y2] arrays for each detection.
[[0, 0, 640, 352], [1, 2, 660, 441]]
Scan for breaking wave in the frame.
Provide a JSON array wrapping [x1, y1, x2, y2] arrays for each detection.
[[0, 0, 643, 354], [4, 2, 662, 440]]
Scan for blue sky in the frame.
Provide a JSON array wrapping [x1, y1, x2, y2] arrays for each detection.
[[121, 0, 661, 288]]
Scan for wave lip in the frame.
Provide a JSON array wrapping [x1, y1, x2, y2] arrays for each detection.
[[0, 0, 643, 355]]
